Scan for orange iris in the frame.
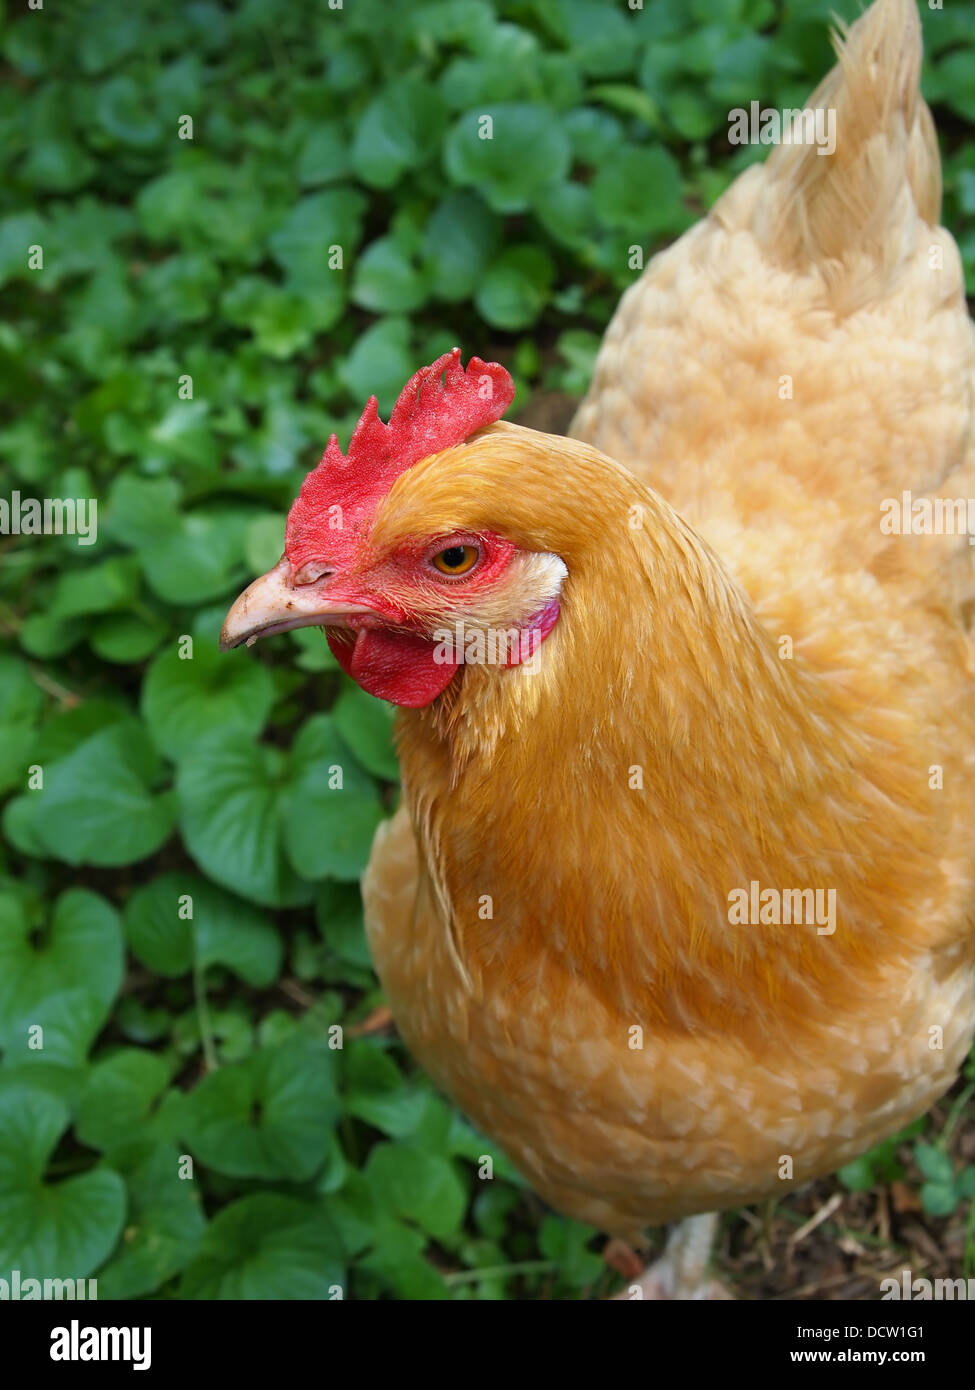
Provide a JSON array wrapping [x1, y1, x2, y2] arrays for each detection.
[[432, 544, 479, 575]]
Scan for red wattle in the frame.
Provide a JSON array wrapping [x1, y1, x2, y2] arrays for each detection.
[[327, 629, 458, 708]]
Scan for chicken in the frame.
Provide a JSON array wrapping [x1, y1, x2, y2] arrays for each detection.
[[221, 0, 975, 1298]]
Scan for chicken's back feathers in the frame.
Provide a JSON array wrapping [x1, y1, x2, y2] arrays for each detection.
[[572, 0, 975, 626], [754, 0, 939, 281]]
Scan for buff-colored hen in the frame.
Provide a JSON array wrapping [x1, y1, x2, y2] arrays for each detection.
[[223, 0, 975, 1297]]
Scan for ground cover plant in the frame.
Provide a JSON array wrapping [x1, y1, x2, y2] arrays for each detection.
[[1, 0, 973, 1299]]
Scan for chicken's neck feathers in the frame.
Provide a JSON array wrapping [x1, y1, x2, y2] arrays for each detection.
[[392, 445, 937, 1037]]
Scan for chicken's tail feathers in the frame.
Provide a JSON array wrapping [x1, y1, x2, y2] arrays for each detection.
[[727, 0, 939, 303]]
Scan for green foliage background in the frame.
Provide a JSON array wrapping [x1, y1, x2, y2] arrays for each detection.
[[1, 0, 973, 1299]]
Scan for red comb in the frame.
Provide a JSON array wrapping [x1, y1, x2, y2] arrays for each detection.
[[285, 349, 514, 567]]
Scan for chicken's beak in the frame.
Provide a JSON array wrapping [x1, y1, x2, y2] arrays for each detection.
[[219, 556, 376, 651]]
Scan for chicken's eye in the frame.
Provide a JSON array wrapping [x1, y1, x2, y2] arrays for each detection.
[[431, 544, 479, 576]]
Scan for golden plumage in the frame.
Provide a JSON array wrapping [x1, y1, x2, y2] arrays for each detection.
[[362, 0, 975, 1235]]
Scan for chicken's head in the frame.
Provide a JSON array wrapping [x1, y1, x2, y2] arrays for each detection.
[[220, 350, 568, 707]]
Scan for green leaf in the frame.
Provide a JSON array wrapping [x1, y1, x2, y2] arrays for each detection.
[[46, 197, 135, 278], [136, 168, 204, 240], [438, 30, 581, 113], [180, 1194, 344, 1299], [0, 211, 47, 287], [0, 1054, 84, 1108], [76, 1049, 174, 1152], [836, 1155, 875, 1193], [284, 715, 385, 882], [90, 612, 168, 664], [206, 1005, 255, 1064], [1, 989, 109, 1071], [929, 51, 975, 124], [352, 236, 431, 314], [957, 1166, 975, 1199], [28, 698, 129, 765], [837, 1119, 925, 1191], [533, 181, 600, 253], [245, 513, 286, 575], [124, 872, 282, 985], [68, 263, 139, 347], [351, 78, 446, 189], [332, 680, 400, 781], [538, 1215, 603, 1287], [96, 75, 165, 147], [475, 246, 554, 330], [297, 122, 350, 185], [444, 104, 571, 213], [344, 1044, 429, 1138], [314, 1130, 348, 1197], [0, 1090, 126, 1281], [3, 720, 176, 867], [338, 317, 415, 417], [141, 254, 220, 326], [0, 723, 36, 797], [919, 1181, 959, 1218], [0, 888, 123, 1044], [22, 131, 95, 193], [316, 880, 374, 972], [359, 1215, 447, 1299], [473, 1183, 519, 1240], [140, 508, 253, 606], [115, 998, 173, 1044], [0, 657, 42, 793], [589, 83, 662, 129], [177, 731, 313, 908], [555, 328, 601, 395], [565, 107, 626, 165], [914, 1143, 955, 1185], [143, 629, 275, 760], [96, 1143, 206, 1299], [105, 473, 181, 548], [545, 1, 637, 77], [291, 625, 340, 672], [48, 556, 140, 622], [363, 1141, 467, 1240], [591, 145, 684, 235], [18, 614, 88, 660], [146, 399, 219, 466], [406, 0, 495, 48], [424, 191, 499, 302], [269, 190, 366, 281], [222, 277, 345, 357], [0, 656, 43, 725], [179, 1037, 340, 1180]]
